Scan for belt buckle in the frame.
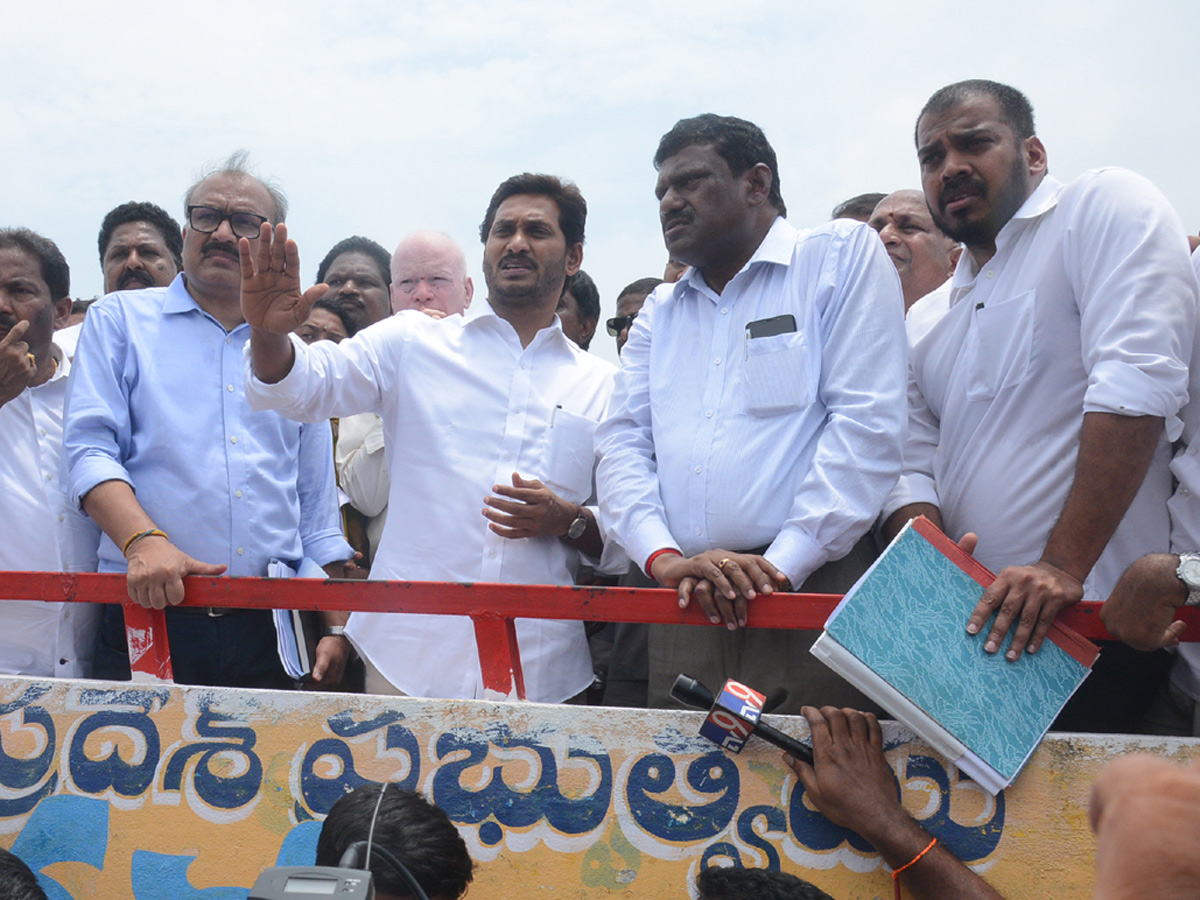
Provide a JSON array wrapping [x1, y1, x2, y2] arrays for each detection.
[[206, 607, 228, 618]]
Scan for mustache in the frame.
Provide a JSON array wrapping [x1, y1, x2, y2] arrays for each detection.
[[0, 314, 17, 331], [662, 209, 692, 231], [202, 240, 239, 258], [117, 269, 155, 290], [499, 253, 536, 270], [939, 174, 986, 207]]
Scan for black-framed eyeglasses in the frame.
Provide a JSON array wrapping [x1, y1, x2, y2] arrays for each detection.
[[186, 205, 269, 240], [606, 312, 638, 337]]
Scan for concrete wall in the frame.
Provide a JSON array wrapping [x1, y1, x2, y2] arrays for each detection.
[[0, 677, 1196, 899]]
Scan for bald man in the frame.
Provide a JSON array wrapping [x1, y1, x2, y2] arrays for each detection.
[[340, 231, 476, 566], [868, 190, 959, 313], [389, 231, 473, 317]]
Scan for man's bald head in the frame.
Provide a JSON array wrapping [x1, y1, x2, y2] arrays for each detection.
[[390, 231, 473, 316], [868, 189, 960, 310]]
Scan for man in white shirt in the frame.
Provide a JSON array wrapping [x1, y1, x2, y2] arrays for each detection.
[[337, 231, 476, 569], [241, 174, 617, 702], [882, 79, 1197, 732], [595, 114, 908, 713], [0, 228, 100, 676]]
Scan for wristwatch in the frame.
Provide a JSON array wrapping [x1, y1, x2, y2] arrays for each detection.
[[566, 509, 588, 541], [1175, 552, 1200, 606], [323, 625, 347, 638]]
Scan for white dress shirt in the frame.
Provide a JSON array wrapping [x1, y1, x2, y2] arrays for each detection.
[[335, 412, 390, 563], [883, 169, 1197, 600], [245, 306, 617, 702], [595, 216, 908, 587], [905, 281, 952, 346], [0, 340, 101, 677], [1166, 246, 1200, 700]]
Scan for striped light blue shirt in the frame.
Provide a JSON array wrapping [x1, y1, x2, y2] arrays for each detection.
[[595, 217, 908, 587]]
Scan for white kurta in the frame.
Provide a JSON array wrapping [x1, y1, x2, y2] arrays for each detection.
[[0, 339, 101, 676]]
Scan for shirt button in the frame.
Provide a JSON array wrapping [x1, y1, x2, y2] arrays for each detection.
[[230, 436, 238, 444], [504, 452, 513, 461], [488, 550, 497, 559], [227, 384, 234, 392], [44, 472, 53, 481], [720, 308, 728, 315], [694, 527, 702, 536], [59, 658, 68, 666], [40, 428, 47, 436], [714, 358, 722, 365], [235, 490, 243, 499], [237, 547, 245, 556], [705, 410, 713, 418], [58, 514, 65, 522], [985, 270, 995, 279], [694, 465, 702, 474]]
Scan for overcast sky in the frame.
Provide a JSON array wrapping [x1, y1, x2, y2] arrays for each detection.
[[3, 0, 1196, 366]]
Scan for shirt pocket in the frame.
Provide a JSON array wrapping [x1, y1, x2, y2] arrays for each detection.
[[965, 289, 1036, 402], [743, 331, 811, 416], [542, 407, 597, 503]]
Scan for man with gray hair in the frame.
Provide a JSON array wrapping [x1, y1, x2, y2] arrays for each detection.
[[64, 151, 354, 690]]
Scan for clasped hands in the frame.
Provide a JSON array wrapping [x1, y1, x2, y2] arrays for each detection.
[[650, 549, 790, 630]]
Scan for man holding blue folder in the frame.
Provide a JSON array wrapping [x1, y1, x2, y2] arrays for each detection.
[[882, 80, 1197, 732]]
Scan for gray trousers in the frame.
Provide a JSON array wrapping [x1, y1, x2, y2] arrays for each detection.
[[647, 534, 884, 716]]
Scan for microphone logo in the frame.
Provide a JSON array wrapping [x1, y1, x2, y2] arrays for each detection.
[[699, 680, 766, 753]]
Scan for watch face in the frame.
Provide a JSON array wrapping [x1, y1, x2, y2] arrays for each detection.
[[568, 515, 587, 540], [1179, 556, 1200, 588]]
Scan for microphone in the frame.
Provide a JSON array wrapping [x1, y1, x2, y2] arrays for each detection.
[[672, 673, 814, 765]]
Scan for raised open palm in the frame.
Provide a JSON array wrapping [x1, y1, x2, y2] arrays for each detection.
[[239, 222, 329, 333]]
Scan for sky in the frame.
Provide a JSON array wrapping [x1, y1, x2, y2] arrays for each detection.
[[3, 0, 1197, 367]]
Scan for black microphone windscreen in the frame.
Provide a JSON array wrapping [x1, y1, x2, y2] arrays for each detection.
[[671, 673, 716, 710]]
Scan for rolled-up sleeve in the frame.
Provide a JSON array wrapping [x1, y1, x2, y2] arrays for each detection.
[[1070, 169, 1196, 439], [62, 302, 136, 507], [297, 420, 354, 566]]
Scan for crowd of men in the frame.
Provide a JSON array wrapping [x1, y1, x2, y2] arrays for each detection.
[[3, 73, 1200, 899]]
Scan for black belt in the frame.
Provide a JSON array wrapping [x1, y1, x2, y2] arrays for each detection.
[[170, 606, 252, 618]]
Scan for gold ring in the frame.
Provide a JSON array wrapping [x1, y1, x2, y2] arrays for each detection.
[[717, 558, 732, 569], [26, 353, 35, 366]]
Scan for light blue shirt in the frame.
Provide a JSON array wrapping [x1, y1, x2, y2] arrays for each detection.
[[63, 274, 351, 575], [596, 217, 908, 587]]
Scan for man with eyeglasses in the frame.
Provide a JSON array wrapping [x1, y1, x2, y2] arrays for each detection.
[[64, 151, 353, 691], [606, 277, 662, 355]]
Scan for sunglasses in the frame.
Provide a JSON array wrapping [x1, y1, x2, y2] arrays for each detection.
[[605, 312, 639, 337]]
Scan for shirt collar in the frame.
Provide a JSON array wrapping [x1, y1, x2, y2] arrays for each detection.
[[28, 341, 69, 392], [163, 272, 201, 315], [678, 215, 796, 300], [470, 300, 575, 353], [949, 175, 1063, 295]]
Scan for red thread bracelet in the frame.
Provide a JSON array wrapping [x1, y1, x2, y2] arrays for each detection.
[[892, 837, 937, 900], [645, 547, 682, 578]]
